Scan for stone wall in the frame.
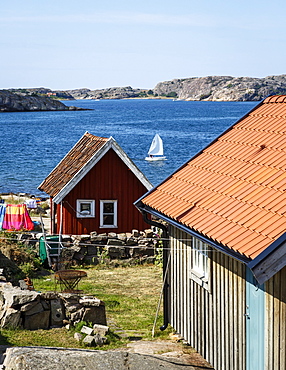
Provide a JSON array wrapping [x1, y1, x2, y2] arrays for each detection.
[[13, 228, 160, 270], [63, 228, 159, 267], [0, 283, 106, 330]]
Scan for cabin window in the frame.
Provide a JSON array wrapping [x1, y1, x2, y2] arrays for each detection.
[[189, 237, 209, 289], [76, 199, 95, 218], [100, 200, 118, 228]]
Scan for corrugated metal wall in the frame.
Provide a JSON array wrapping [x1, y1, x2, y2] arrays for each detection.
[[55, 149, 149, 235], [265, 265, 286, 370], [169, 225, 246, 370]]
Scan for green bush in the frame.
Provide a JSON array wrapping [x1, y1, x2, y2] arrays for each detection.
[[165, 91, 177, 98]]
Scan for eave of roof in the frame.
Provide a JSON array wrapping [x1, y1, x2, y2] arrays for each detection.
[[137, 202, 250, 264]]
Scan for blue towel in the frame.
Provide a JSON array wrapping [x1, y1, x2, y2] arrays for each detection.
[[0, 204, 6, 230]]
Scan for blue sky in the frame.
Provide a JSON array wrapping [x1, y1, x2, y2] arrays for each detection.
[[1, 0, 286, 90]]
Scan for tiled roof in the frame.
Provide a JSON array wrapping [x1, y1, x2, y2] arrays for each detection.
[[39, 132, 108, 197], [141, 95, 286, 260]]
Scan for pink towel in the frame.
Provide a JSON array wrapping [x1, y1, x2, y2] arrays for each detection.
[[2, 204, 34, 231]]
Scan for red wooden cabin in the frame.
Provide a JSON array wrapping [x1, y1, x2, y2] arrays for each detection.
[[38, 132, 152, 235]]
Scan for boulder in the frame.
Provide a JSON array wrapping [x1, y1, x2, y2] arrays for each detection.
[[1, 307, 21, 328], [107, 239, 124, 246], [94, 333, 106, 346], [64, 303, 82, 313], [81, 325, 93, 335], [23, 302, 44, 316], [83, 335, 95, 346], [117, 233, 127, 242], [132, 229, 140, 237], [87, 245, 97, 255], [90, 231, 98, 240], [130, 246, 154, 257], [93, 323, 109, 336], [126, 237, 137, 246], [144, 229, 154, 238], [106, 245, 126, 259], [82, 306, 107, 326], [3, 347, 192, 369], [79, 296, 101, 307], [23, 310, 50, 330], [74, 332, 83, 341], [20, 299, 40, 312], [1, 286, 39, 308], [40, 291, 60, 300]]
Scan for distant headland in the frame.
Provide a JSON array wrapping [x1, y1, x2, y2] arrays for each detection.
[[2, 75, 286, 112], [0, 89, 88, 112]]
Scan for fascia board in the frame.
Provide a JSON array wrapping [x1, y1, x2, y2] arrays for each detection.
[[248, 232, 286, 284]]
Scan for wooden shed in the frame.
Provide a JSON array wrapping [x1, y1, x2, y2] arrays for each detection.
[[39, 132, 152, 235], [135, 95, 286, 370]]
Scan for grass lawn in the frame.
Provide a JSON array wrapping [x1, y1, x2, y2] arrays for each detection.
[[0, 264, 173, 349]]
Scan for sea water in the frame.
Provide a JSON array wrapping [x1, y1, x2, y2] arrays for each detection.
[[0, 99, 257, 195]]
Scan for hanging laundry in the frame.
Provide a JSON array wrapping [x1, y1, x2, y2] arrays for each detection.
[[2, 204, 34, 231], [0, 204, 6, 230], [25, 199, 38, 209]]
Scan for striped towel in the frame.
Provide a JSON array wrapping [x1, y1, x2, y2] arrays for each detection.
[[0, 204, 6, 230], [2, 204, 34, 231]]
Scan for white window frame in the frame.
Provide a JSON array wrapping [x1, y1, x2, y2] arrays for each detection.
[[99, 200, 118, 228], [76, 199, 95, 218], [189, 237, 209, 289]]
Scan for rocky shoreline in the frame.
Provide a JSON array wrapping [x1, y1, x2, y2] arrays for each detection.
[[6, 74, 286, 103], [0, 90, 88, 112]]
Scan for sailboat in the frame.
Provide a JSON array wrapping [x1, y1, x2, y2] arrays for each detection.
[[145, 134, 166, 161]]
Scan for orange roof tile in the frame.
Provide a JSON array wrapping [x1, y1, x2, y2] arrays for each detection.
[[140, 95, 286, 260]]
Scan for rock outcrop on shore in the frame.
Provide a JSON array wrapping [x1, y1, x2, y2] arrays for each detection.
[[5, 74, 286, 103], [3, 346, 193, 370], [153, 75, 286, 101], [66, 86, 144, 100], [60, 74, 286, 101], [0, 90, 85, 112]]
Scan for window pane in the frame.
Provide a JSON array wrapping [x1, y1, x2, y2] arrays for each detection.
[[80, 203, 91, 213], [103, 215, 114, 225], [103, 203, 114, 213]]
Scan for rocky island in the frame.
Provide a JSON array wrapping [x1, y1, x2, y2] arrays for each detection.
[[4, 74, 286, 105], [153, 75, 286, 101], [64, 74, 286, 101], [0, 90, 85, 112]]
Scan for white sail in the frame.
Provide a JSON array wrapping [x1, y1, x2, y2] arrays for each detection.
[[148, 134, 164, 156]]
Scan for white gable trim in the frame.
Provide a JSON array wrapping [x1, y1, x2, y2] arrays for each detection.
[[53, 136, 152, 204], [109, 137, 153, 191]]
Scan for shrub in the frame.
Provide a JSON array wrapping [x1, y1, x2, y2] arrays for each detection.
[[165, 91, 177, 98]]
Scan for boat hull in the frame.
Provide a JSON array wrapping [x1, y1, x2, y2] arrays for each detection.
[[145, 156, 166, 161]]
